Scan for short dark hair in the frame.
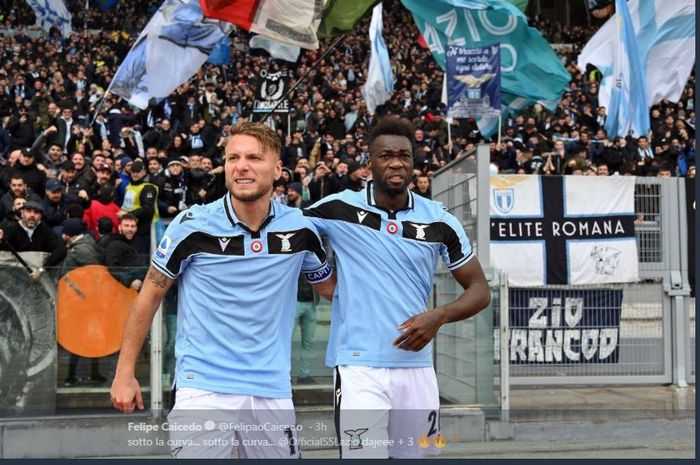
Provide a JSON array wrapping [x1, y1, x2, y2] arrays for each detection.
[[120, 213, 138, 224], [66, 203, 84, 219], [97, 216, 114, 235], [367, 117, 414, 148]]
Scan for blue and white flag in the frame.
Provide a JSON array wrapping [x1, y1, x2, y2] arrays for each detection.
[[249, 34, 301, 63], [402, 0, 569, 137], [605, 0, 649, 138], [446, 44, 501, 119], [361, 3, 394, 115], [578, 0, 695, 121], [207, 36, 231, 65], [26, 0, 72, 37], [490, 175, 639, 287], [111, 0, 232, 109]]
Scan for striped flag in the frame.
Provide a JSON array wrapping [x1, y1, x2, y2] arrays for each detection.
[[361, 3, 394, 115], [578, 0, 695, 133]]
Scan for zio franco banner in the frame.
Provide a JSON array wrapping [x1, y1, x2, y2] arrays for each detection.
[[490, 175, 639, 287], [506, 288, 622, 364]]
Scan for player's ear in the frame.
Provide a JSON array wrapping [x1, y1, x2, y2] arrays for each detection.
[[274, 159, 282, 181]]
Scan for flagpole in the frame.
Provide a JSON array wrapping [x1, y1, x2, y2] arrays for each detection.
[[261, 35, 345, 123], [497, 112, 502, 147]]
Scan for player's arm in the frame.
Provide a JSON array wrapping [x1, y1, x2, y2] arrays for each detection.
[[311, 270, 336, 301], [111, 266, 174, 414], [394, 257, 491, 352]]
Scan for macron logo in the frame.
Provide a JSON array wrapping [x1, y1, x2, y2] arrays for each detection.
[[357, 210, 369, 223], [218, 237, 230, 252]]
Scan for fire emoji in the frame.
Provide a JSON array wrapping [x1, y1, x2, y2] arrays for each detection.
[[418, 435, 431, 449], [434, 434, 447, 448]]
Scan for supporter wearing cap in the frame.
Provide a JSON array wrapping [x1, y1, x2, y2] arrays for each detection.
[[119, 159, 158, 254], [0, 148, 47, 195], [43, 179, 68, 231], [155, 158, 188, 219], [0, 197, 67, 279]]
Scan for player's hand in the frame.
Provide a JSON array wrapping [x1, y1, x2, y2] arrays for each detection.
[[393, 309, 445, 352], [110, 375, 145, 414]]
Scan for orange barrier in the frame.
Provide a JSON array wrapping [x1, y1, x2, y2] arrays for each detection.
[[56, 265, 136, 357]]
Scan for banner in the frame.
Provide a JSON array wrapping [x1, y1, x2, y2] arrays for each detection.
[[25, 0, 72, 37], [446, 43, 500, 119], [401, 0, 569, 137], [687, 178, 695, 296], [507, 288, 622, 364], [253, 69, 290, 113], [490, 175, 639, 286]]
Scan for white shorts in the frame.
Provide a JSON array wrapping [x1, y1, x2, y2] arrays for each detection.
[[167, 387, 300, 459], [333, 365, 442, 459]]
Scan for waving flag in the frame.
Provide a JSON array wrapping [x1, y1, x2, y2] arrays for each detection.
[[200, 0, 326, 50], [111, 0, 232, 109], [401, 0, 569, 137], [317, 0, 379, 37], [578, 0, 695, 132], [362, 3, 394, 115], [207, 36, 231, 65], [26, 0, 72, 37]]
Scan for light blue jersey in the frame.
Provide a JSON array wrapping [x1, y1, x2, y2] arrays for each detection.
[[305, 182, 473, 368], [152, 194, 332, 398]]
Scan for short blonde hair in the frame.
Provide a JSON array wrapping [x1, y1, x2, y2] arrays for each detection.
[[228, 121, 281, 158]]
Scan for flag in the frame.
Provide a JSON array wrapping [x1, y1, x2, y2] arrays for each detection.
[[361, 4, 394, 115], [26, 0, 72, 37], [401, 0, 569, 137], [490, 175, 639, 287], [96, 0, 119, 10], [603, 0, 650, 138], [111, 0, 232, 109], [249, 34, 301, 62], [578, 0, 695, 131], [207, 36, 231, 65], [317, 0, 379, 37], [199, 0, 326, 50]]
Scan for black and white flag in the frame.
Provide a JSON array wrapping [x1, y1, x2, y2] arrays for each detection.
[[490, 175, 639, 286]]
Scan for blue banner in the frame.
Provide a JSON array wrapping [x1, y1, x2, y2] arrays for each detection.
[[446, 43, 500, 119], [507, 288, 622, 364], [95, 0, 119, 11]]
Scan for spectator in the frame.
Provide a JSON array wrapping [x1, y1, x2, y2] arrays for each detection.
[[42, 179, 69, 233], [105, 214, 147, 291], [412, 174, 432, 199], [84, 183, 120, 238], [0, 175, 41, 222], [0, 200, 67, 278], [118, 160, 157, 254]]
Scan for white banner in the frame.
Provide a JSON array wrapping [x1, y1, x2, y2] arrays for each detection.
[[490, 175, 639, 287]]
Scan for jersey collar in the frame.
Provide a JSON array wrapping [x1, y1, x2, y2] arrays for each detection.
[[364, 180, 415, 214], [224, 193, 276, 236]]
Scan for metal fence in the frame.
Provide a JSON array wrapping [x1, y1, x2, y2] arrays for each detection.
[[431, 147, 694, 389]]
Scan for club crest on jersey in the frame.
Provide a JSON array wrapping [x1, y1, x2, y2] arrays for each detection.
[[156, 236, 172, 258], [411, 223, 429, 240], [344, 428, 369, 450], [386, 222, 399, 234], [251, 240, 263, 253], [276, 233, 295, 252]]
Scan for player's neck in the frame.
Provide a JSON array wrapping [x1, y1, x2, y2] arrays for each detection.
[[230, 194, 271, 231], [372, 185, 408, 212]]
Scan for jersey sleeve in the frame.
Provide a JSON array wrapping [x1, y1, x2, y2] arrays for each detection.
[[439, 209, 475, 271], [300, 221, 332, 284], [302, 199, 330, 236], [151, 209, 199, 279]]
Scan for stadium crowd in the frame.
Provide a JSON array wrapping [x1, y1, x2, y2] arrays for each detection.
[[0, 0, 695, 261]]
